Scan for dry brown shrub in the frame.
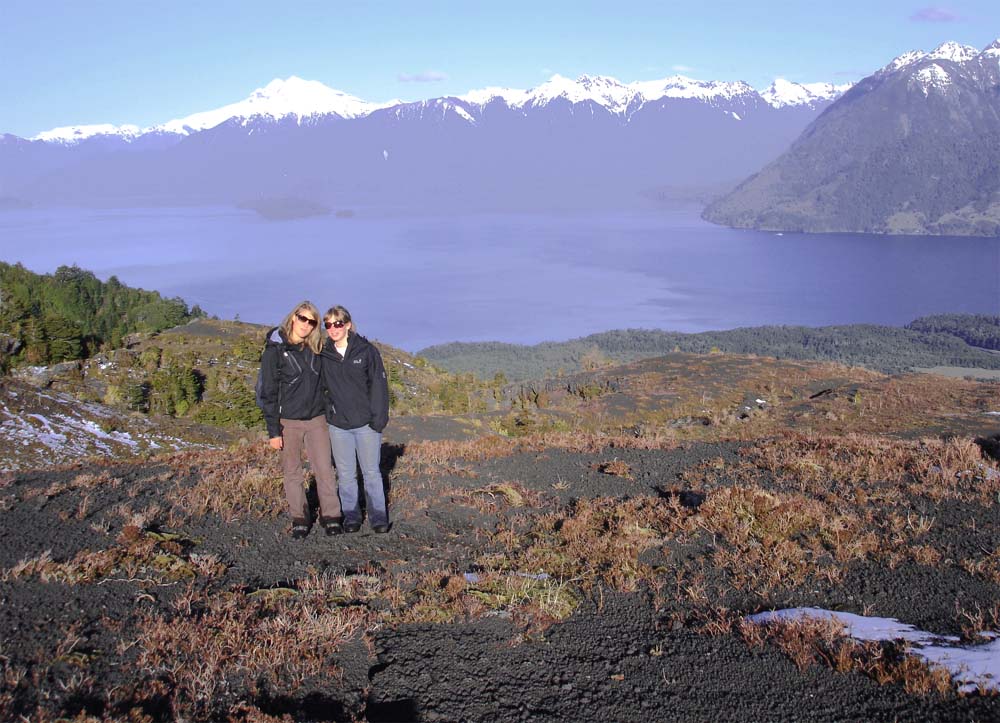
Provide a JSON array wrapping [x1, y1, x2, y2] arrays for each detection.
[[743, 432, 1000, 506], [2, 525, 218, 585], [398, 430, 679, 477], [136, 590, 366, 721], [687, 485, 873, 591], [167, 444, 285, 521], [228, 701, 295, 723], [520, 429, 681, 454], [594, 458, 632, 478], [908, 544, 943, 566], [742, 613, 961, 698], [484, 497, 686, 596], [400, 435, 518, 469], [463, 481, 547, 512]]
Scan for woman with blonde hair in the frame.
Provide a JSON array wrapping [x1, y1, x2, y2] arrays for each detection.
[[319, 305, 390, 533], [257, 301, 342, 538]]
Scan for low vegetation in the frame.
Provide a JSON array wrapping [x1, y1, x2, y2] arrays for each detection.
[[420, 317, 1000, 381]]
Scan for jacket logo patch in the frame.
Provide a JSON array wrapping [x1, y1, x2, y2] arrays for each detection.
[[353, 358, 363, 364]]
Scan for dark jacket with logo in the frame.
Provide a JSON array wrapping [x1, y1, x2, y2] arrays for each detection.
[[257, 327, 326, 438], [319, 331, 390, 432]]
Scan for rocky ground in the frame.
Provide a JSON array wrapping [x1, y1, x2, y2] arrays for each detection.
[[0, 378, 229, 470], [2, 354, 1000, 721]]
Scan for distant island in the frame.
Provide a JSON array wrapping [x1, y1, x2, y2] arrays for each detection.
[[0, 196, 32, 210], [236, 197, 331, 220]]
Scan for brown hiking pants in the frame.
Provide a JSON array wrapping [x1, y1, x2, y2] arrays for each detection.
[[279, 415, 340, 521]]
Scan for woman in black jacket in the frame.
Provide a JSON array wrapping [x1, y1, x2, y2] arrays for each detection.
[[320, 305, 390, 533], [257, 301, 342, 538]]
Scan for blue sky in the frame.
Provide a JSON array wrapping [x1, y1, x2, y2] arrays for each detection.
[[3, 0, 1000, 138]]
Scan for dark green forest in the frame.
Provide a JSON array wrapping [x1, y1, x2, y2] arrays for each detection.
[[906, 314, 1000, 351], [420, 318, 1000, 381], [0, 262, 204, 368]]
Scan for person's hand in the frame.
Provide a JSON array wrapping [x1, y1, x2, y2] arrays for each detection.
[[269, 436, 283, 450]]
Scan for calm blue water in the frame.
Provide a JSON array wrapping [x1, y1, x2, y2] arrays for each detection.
[[1, 205, 998, 351]]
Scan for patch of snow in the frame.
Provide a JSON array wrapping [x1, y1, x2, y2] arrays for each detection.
[[633, 75, 756, 104], [452, 105, 476, 124], [912, 64, 953, 94], [459, 86, 530, 107], [31, 123, 141, 144], [749, 608, 999, 693], [928, 41, 979, 64], [882, 40, 985, 77], [760, 79, 852, 108], [153, 76, 393, 134], [464, 73, 759, 117], [882, 49, 929, 74]]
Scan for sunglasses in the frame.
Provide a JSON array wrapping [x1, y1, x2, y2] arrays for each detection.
[[324, 320, 347, 329], [294, 313, 318, 327]]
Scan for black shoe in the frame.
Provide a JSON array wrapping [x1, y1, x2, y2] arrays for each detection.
[[290, 520, 310, 539], [371, 523, 390, 534], [343, 520, 362, 533], [321, 517, 343, 536]]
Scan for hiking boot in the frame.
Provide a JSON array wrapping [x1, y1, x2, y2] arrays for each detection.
[[343, 520, 362, 533], [290, 520, 310, 540], [371, 523, 390, 534], [321, 517, 343, 536]]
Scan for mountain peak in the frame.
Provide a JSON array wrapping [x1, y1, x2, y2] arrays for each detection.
[[981, 38, 1000, 57], [927, 41, 978, 63], [882, 49, 928, 74], [882, 40, 985, 75], [153, 76, 385, 135]]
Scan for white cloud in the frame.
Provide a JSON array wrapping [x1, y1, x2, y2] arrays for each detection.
[[398, 70, 448, 83], [910, 6, 960, 22]]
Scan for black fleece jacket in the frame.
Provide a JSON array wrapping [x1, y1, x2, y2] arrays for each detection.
[[319, 332, 390, 432], [257, 327, 326, 438]]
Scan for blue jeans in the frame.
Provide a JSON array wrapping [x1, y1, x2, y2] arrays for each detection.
[[329, 424, 387, 526]]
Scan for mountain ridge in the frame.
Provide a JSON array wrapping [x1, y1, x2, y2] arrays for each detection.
[[21, 72, 849, 145], [703, 39, 1000, 236]]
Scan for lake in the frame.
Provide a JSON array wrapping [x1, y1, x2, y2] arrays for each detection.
[[1, 205, 998, 351]]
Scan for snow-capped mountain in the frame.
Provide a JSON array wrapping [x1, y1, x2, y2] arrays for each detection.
[[31, 77, 395, 145], [1, 66, 855, 211], [760, 79, 853, 109], [32, 123, 142, 144], [879, 41, 980, 75], [27, 72, 848, 146], [152, 76, 393, 135], [466, 73, 765, 114], [705, 39, 1000, 236]]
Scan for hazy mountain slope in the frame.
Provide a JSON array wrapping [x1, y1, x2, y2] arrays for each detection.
[[1, 75, 844, 211], [703, 41, 1000, 236]]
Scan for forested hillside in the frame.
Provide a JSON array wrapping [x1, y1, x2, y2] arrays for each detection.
[[0, 262, 204, 368], [906, 314, 1000, 351], [420, 320, 1000, 381]]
